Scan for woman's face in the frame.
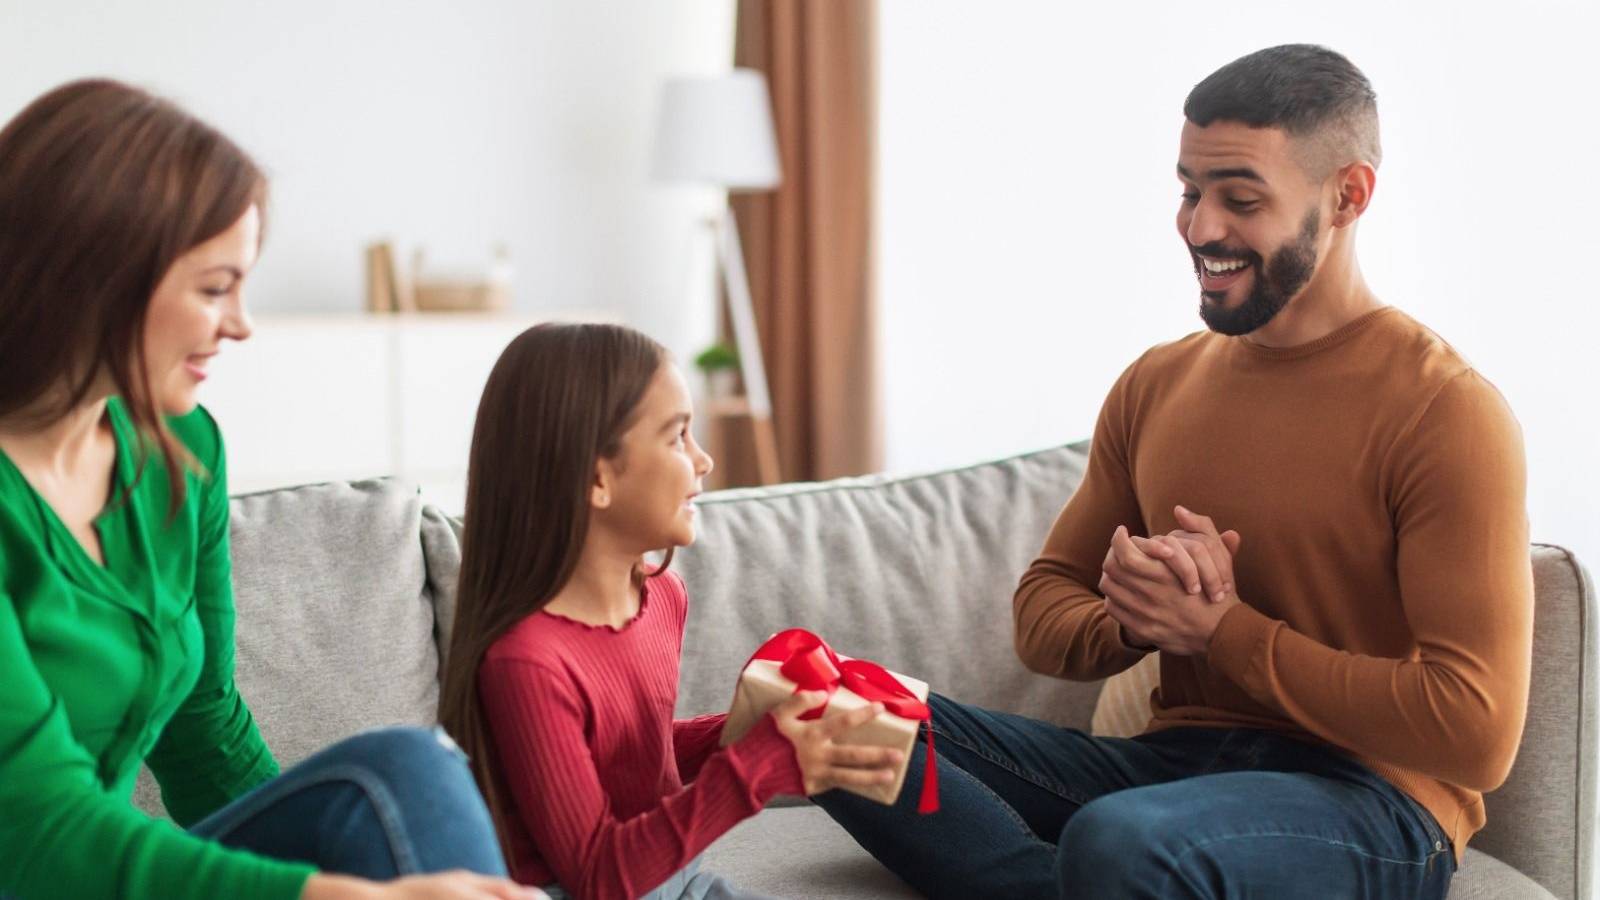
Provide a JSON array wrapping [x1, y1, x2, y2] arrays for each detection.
[[141, 204, 258, 415]]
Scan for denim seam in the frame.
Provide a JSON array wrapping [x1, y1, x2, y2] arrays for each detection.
[[955, 756, 1057, 852], [930, 724, 1087, 807], [1244, 735, 1267, 769], [1197, 730, 1251, 775], [198, 763, 421, 874], [1157, 829, 1445, 897]]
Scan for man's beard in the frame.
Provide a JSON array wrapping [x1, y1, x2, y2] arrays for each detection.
[[1196, 207, 1320, 337]]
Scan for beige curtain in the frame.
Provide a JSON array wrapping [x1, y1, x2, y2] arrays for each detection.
[[725, 0, 880, 484]]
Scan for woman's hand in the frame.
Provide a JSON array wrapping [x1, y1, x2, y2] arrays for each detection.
[[770, 691, 905, 796], [303, 872, 550, 900]]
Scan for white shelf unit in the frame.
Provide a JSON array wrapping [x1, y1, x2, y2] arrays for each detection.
[[200, 311, 616, 513]]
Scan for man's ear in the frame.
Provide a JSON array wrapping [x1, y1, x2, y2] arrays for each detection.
[[1330, 161, 1376, 229]]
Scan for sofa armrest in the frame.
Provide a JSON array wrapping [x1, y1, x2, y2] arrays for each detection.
[[1471, 545, 1596, 900]]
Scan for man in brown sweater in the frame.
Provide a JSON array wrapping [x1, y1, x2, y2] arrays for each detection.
[[813, 44, 1530, 899]]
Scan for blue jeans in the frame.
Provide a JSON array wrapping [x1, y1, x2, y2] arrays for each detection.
[[189, 726, 507, 879], [814, 694, 1455, 899]]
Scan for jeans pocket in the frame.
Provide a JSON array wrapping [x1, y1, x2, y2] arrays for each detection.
[[1396, 791, 1451, 863]]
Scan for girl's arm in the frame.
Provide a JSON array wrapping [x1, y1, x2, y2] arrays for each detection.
[[670, 714, 726, 783], [663, 572, 729, 783], [480, 657, 802, 900]]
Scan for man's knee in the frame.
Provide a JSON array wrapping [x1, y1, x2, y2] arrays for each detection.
[[1057, 791, 1183, 892]]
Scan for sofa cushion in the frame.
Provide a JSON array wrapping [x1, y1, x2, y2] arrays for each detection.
[[705, 805, 1557, 899], [1450, 850, 1560, 900], [134, 478, 442, 817], [703, 805, 1553, 899], [1091, 652, 1160, 738], [702, 806, 918, 898], [420, 505, 464, 666]]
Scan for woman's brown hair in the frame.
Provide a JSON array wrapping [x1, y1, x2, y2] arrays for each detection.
[[0, 79, 267, 511], [438, 321, 673, 857]]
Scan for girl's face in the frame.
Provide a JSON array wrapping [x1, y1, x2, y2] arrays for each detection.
[[141, 204, 258, 415], [595, 362, 714, 552]]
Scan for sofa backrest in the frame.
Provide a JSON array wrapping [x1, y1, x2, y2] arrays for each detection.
[[662, 443, 1105, 729], [128, 446, 1595, 900]]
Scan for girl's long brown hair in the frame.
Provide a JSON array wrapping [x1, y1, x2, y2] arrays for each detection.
[[438, 322, 673, 856], [0, 79, 267, 512]]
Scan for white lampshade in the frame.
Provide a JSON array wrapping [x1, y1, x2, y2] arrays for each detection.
[[651, 69, 781, 192]]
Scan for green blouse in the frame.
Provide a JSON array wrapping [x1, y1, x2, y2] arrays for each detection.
[[0, 399, 313, 899]]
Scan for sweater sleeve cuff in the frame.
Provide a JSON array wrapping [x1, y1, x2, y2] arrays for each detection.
[[724, 713, 805, 800], [187, 855, 314, 900], [1206, 601, 1279, 705], [676, 713, 727, 743], [263, 862, 318, 900], [1100, 612, 1154, 664], [1109, 617, 1157, 655]]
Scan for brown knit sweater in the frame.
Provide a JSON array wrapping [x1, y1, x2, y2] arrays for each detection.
[[1014, 306, 1533, 857]]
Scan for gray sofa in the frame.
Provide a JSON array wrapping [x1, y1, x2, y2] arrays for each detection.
[[134, 442, 1595, 899]]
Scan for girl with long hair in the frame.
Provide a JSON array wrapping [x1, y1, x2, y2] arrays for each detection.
[[438, 323, 902, 900]]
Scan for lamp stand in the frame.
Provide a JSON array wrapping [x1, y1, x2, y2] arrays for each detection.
[[705, 206, 782, 485]]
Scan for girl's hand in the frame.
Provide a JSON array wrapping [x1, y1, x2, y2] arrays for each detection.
[[303, 872, 550, 900], [770, 691, 905, 796]]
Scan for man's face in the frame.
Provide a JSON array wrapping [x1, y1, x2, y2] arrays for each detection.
[[1175, 120, 1325, 336]]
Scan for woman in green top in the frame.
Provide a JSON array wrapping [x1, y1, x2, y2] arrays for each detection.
[[0, 81, 541, 900]]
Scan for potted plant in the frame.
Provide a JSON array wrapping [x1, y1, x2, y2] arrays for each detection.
[[694, 342, 741, 399]]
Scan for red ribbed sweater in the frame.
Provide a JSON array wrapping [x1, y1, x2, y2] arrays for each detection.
[[478, 570, 803, 899]]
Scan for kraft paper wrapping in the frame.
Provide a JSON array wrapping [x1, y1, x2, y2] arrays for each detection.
[[720, 657, 930, 805]]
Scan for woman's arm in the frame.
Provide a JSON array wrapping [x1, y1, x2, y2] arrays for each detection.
[[0, 586, 316, 900], [145, 408, 279, 823]]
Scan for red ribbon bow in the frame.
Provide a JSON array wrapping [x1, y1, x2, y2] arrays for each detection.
[[746, 628, 940, 814]]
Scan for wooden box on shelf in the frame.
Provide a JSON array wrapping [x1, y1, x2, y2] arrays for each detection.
[[413, 280, 509, 313]]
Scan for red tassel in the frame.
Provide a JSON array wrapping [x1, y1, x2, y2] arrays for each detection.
[[917, 719, 940, 814]]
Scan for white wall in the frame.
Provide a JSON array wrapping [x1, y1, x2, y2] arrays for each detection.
[[0, 0, 735, 365], [879, 0, 1600, 571], [3, 1, 1593, 567]]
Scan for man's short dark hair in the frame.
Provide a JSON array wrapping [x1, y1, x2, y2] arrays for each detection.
[[1185, 44, 1381, 175]]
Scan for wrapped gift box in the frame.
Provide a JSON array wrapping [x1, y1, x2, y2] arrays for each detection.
[[721, 644, 930, 807]]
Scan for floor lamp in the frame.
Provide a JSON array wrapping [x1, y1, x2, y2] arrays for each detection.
[[651, 69, 783, 485]]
